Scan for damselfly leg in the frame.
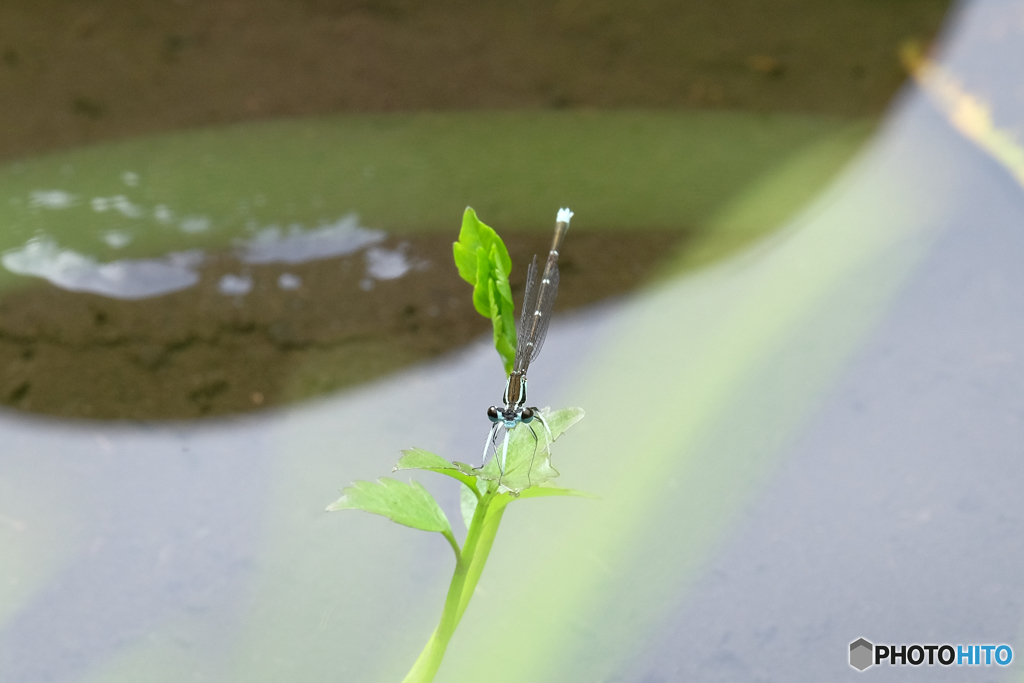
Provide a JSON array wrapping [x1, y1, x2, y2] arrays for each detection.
[[479, 408, 554, 490], [480, 420, 501, 468]]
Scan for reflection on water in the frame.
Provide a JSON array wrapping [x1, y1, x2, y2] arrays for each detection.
[[0, 214, 394, 301], [235, 215, 383, 265], [28, 190, 77, 210], [216, 273, 253, 297], [2, 238, 203, 300]]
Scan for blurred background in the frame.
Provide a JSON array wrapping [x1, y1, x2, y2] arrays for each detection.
[[8, 0, 1024, 681]]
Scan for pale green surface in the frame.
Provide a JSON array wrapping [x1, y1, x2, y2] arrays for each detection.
[[0, 458, 87, 630], [81, 611, 234, 683], [0, 111, 867, 292], [224, 389, 457, 683], [669, 122, 871, 273], [1, 110, 881, 682]]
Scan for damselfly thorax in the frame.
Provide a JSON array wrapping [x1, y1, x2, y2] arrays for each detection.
[[487, 371, 536, 430]]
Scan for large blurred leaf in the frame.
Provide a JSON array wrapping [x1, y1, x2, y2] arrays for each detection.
[[327, 478, 452, 535]]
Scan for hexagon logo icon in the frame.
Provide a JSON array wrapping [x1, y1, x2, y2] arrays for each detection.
[[850, 638, 874, 671]]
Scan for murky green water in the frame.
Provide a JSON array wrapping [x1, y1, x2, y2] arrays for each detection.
[[0, 111, 867, 418]]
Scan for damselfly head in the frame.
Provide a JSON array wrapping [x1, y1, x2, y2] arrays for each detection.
[[499, 405, 520, 429]]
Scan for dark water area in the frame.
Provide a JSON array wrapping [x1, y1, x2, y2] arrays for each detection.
[[0, 229, 682, 419], [0, 0, 953, 420]]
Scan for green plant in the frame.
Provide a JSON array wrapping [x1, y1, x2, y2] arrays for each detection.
[[327, 207, 588, 683]]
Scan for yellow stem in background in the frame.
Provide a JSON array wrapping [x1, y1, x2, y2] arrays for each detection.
[[901, 40, 1024, 190]]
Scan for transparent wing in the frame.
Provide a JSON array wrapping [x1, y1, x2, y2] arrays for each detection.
[[515, 255, 559, 374], [528, 262, 557, 363], [514, 256, 540, 373]]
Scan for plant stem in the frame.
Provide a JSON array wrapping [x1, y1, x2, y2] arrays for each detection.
[[400, 491, 510, 683]]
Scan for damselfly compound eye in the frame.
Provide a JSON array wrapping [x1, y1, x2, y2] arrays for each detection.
[[487, 406, 500, 422], [521, 407, 534, 422]]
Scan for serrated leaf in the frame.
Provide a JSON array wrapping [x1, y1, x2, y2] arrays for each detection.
[[491, 244, 514, 306], [488, 279, 516, 374], [475, 407, 585, 494], [472, 247, 493, 317], [491, 253, 516, 374], [452, 240, 478, 285], [454, 207, 484, 260], [452, 460, 479, 477], [327, 478, 452, 535], [395, 448, 480, 490], [465, 208, 511, 277], [541, 406, 586, 442], [454, 207, 516, 371]]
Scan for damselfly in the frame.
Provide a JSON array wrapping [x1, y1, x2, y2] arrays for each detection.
[[483, 207, 573, 485]]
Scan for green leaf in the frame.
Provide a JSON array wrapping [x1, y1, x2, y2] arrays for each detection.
[[452, 240, 478, 287], [488, 279, 516, 374], [540, 406, 586, 442], [466, 207, 511, 276], [395, 448, 480, 491], [491, 243, 514, 306], [455, 207, 483, 261], [453, 207, 516, 372], [327, 478, 452, 535], [472, 247, 493, 317], [474, 407, 586, 494], [491, 253, 516, 374]]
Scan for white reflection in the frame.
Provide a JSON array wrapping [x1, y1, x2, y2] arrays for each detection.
[[236, 214, 384, 264], [218, 274, 253, 296], [122, 172, 139, 187], [2, 237, 201, 300], [365, 246, 411, 280], [103, 231, 132, 249], [179, 216, 211, 234], [91, 195, 144, 219], [154, 205, 174, 224], [29, 190, 77, 210], [278, 273, 301, 290]]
